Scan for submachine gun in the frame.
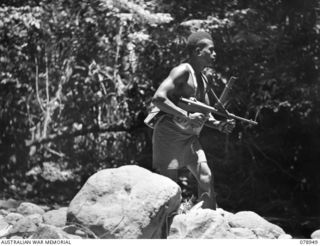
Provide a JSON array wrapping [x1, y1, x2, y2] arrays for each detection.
[[178, 77, 258, 125]]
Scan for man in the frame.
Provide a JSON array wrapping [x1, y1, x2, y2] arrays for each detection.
[[150, 31, 235, 210]]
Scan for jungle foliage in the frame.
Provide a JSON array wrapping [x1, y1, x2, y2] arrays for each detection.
[[1, 0, 319, 223]]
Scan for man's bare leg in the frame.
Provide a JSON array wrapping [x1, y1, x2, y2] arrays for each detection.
[[157, 168, 179, 238], [187, 161, 216, 210], [158, 168, 178, 182]]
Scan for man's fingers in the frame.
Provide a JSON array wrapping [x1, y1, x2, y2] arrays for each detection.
[[227, 119, 235, 126], [220, 119, 236, 133], [189, 113, 206, 126]]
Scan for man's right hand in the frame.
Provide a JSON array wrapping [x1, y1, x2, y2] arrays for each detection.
[[188, 112, 207, 127]]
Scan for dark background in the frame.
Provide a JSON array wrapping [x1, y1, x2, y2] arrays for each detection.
[[0, 0, 319, 238]]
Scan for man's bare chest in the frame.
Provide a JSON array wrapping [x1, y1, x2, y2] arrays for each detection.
[[175, 74, 210, 104], [177, 78, 197, 98]]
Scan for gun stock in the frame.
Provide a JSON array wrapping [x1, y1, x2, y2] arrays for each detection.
[[178, 97, 258, 125], [219, 76, 236, 107]]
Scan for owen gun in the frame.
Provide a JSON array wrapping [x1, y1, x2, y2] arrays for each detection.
[[178, 97, 258, 125]]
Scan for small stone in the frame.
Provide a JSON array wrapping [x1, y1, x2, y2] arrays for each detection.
[[75, 229, 86, 237], [5, 213, 24, 225], [311, 229, 320, 239], [0, 218, 9, 229], [26, 214, 43, 225], [30, 225, 63, 239], [30, 224, 81, 239], [253, 228, 276, 239], [0, 209, 9, 216], [17, 202, 45, 216], [0, 218, 11, 237], [230, 227, 257, 239], [0, 199, 20, 210], [278, 234, 292, 239], [43, 207, 67, 227], [8, 217, 38, 235]]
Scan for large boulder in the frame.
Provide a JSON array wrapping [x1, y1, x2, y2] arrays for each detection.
[[168, 206, 288, 239], [67, 165, 181, 239], [43, 207, 67, 227], [168, 208, 236, 239], [227, 211, 285, 239]]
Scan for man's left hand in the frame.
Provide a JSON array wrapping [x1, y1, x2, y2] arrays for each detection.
[[219, 119, 235, 134]]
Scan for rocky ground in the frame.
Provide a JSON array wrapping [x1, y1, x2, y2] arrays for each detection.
[[0, 165, 319, 239]]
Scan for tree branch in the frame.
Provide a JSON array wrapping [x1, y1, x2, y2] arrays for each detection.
[[35, 57, 45, 113], [25, 123, 142, 147], [43, 51, 51, 138]]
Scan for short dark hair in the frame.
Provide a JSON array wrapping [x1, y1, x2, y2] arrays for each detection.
[[186, 31, 213, 53]]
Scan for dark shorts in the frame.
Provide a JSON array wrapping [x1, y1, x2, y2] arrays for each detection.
[[152, 115, 207, 171]]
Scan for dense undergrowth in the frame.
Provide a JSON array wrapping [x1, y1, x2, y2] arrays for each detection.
[[0, 0, 319, 234]]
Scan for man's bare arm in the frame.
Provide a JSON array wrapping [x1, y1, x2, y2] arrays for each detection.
[[153, 64, 207, 127], [152, 65, 189, 119]]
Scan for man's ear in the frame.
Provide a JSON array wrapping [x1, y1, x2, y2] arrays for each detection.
[[195, 47, 202, 56]]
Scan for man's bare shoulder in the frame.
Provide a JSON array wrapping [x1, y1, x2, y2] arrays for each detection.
[[168, 63, 190, 85]]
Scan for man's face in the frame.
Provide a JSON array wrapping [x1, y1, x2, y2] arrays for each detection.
[[198, 39, 216, 67]]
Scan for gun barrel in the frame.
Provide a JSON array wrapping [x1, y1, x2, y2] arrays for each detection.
[[179, 97, 258, 125], [227, 113, 258, 125]]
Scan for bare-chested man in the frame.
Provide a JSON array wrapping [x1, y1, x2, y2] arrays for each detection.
[[151, 31, 235, 209]]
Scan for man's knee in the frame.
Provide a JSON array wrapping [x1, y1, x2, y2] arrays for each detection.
[[199, 173, 212, 189], [198, 162, 212, 184]]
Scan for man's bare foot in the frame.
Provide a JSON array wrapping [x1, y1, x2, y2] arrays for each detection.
[[198, 192, 217, 210]]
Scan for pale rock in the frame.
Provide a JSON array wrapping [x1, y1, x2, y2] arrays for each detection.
[[252, 228, 276, 239], [0, 199, 20, 210], [216, 208, 235, 219], [278, 234, 293, 239], [227, 211, 285, 238], [0, 218, 11, 237], [168, 209, 236, 239], [0, 209, 9, 216], [62, 225, 88, 238], [43, 207, 67, 227], [5, 213, 24, 225], [8, 216, 38, 236], [26, 214, 43, 225], [311, 229, 320, 239], [230, 227, 257, 239], [74, 229, 86, 237], [17, 202, 45, 216], [38, 205, 51, 212], [67, 165, 181, 239], [30, 224, 81, 239]]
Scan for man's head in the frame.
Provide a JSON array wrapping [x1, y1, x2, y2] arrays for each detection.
[[186, 31, 216, 67]]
